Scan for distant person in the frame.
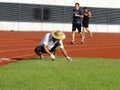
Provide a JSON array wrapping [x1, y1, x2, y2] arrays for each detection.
[[34, 30, 72, 61], [82, 7, 92, 42], [71, 3, 84, 45]]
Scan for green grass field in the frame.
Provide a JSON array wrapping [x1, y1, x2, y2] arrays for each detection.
[[0, 57, 120, 90]]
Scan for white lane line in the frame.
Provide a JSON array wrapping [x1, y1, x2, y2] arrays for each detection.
[[67, 46, 120, 51], [0, 46, 120, 59], [0, 45, 120, 53], [0, 54, 36, 62], [0, 58, 11, 61], [11, 54, 35, 58], [0, 42, 120, 48], [0, 60, 2, 62], [0, 58, 17, 62], [0, 43, 120, 48], [0, 48, 34, 53], [65, 43, 120, 47], [0, 44, 36, 47], [0, 39, 39, 41], [0, 40, 37, 44]]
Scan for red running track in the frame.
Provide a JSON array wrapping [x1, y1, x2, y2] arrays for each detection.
[[0, 31, 120, 66]]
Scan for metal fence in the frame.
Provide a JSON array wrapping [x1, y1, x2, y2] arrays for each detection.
[[0, 2, 120, 25]]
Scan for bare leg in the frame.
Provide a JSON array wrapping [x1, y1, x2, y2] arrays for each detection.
[[82, 27, 86, 39], [71, 31, 75, 44], [36, 52, 44, 60], [86, 28, 92, 38], [54, 46, 60, 56], [79, 32, 85, 44]]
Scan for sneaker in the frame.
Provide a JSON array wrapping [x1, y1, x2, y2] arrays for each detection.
[[71, 41, 75, 45], [81, 40, 84, 44], [81, 41, 84, 44]]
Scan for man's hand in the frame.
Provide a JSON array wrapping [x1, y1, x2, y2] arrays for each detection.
[[75, 14, 84, 18], [75, 14, 79, 17], [50, 54, 56, 60], [66, 56, 72, 61]]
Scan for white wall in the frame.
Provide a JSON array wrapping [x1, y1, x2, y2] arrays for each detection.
[[0, 0, 120, 33], [0, 21, 120, 33], [0, 0, 120, 8]]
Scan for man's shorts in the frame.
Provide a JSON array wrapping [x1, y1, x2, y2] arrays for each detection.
[[72, 23, 81, 33], [34, 42, 61, 54]]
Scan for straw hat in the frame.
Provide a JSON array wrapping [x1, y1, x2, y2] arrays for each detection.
[[51, 30, 66, 40]]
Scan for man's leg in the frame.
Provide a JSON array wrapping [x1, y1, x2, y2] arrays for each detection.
[[37, 52, 44, 60], [71, 24, 76, 44], [78, 24, 84, 44], [54, 46, 60, 56], [34, 46, 44, 60], [71, 31, 76, 44], [50, 42, 61, 56]]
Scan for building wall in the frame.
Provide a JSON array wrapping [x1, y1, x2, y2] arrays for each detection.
[[0, 0, 120, 33], [0, 0, 120, 8]]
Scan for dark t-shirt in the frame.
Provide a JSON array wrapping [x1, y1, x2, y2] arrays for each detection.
[[83, 14, 89, 23], [73, 9, 83, 24]]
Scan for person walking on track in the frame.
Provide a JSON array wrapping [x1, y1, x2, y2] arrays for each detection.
[[34, 30, 72, 61], [82, 7, 92, 43], [71, 3, 84, 45]]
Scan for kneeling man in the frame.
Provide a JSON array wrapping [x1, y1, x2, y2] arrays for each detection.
[[34, 30, 72, 61]]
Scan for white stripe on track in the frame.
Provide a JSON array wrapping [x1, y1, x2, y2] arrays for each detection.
[[0, 54, 36, 62], [0, 58, 11, 61], [65, 43, 120, 47], [10, 54, 35, 58], [0, 48, 34, 53], [0, 40, 37, 44], [0, 45, 120, 53], [0, 44, 36, 47], [1, 46, 120, 61], [67, 46, 120, 51], [0, 58, 17, 61]]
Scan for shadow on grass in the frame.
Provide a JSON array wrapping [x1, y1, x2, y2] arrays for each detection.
[[10, 57, 40, 61]]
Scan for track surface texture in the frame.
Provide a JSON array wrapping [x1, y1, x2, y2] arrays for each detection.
[[0, 31, 120, 66]]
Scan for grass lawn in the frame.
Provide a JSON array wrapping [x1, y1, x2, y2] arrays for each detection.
[[0, 57, 120, 90]]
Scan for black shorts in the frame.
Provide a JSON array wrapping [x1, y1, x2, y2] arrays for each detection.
[[83, 22, 89, 28], [34, 42, 61, 54], [72, 23, 81, 33]]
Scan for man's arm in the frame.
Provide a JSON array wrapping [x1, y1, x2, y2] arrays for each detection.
[[60, 48, 68, 57], [59, 40, 69, 57], [43, 44, 52, 55], [75, 14, 84, 18], [43, 44, 56, 60], [61, 48, 72, 61]]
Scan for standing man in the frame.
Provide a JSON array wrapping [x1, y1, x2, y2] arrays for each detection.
[[82, 7, 92, 42], [71, 3, 84, 45], [34, 30, 72, 61]]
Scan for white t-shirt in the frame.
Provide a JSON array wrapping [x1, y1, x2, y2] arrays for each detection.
[[39, 33, 64, 50]]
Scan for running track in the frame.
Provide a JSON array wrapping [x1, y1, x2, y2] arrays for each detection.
[[0, 31, 120, 66]]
